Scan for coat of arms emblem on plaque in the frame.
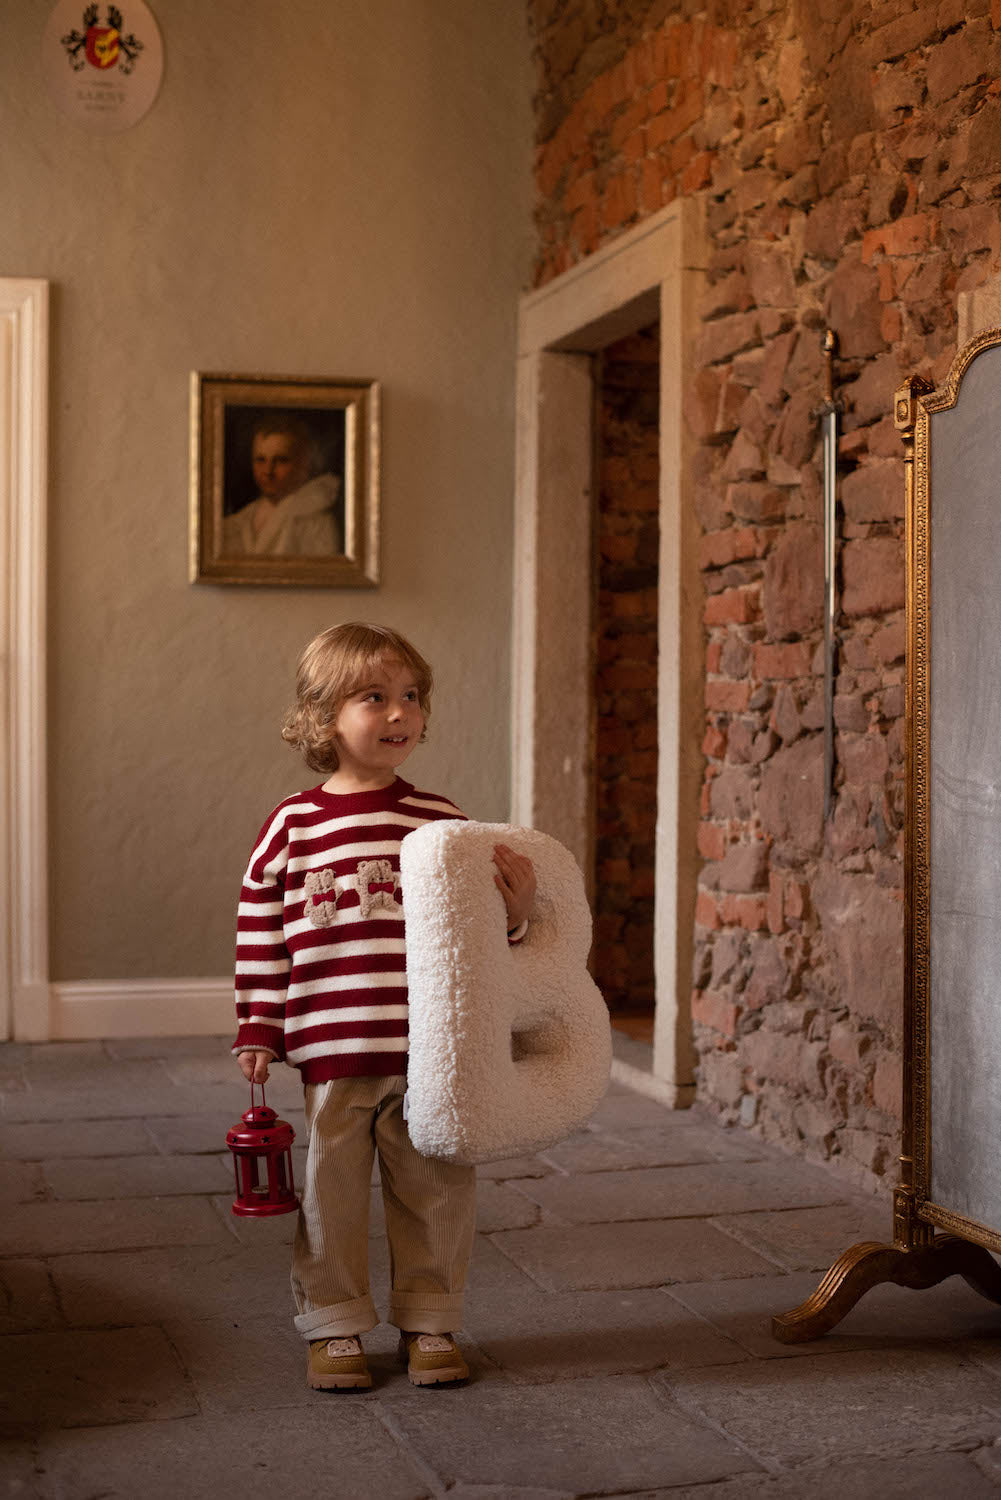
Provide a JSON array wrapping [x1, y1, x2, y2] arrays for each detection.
[[43, 0, 163, 132]]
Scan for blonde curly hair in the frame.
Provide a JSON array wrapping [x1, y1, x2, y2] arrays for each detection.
[[281, 622, 432, 775]]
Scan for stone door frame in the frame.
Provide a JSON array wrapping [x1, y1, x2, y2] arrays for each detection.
[[0, 278, 50, 1041], [511, 199, 704, 1103]]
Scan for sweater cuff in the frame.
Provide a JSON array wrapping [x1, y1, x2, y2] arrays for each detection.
[[232, 1024, 286, 1061], [507, 919, 529, 944]]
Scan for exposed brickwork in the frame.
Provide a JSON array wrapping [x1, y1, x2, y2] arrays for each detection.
[[594, 327, 660, 1015], [531, 5, 738, 283], [531, 0, 1001, 1189]]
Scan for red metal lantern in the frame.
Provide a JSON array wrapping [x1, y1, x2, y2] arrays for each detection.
[[226, 1084, 300, 1217]]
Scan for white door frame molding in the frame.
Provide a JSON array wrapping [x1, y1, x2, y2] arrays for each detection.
[[1, 279, 50, 1042], [0, 280, 234, 1044], [512, 199, 705, 1104]]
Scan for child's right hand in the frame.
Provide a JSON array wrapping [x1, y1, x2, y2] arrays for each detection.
[[237, 1049, 272, 1084]]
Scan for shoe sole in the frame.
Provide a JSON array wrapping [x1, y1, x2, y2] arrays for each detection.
[[306, 1354, 372, 1391], [407, 1367, 468, 1386], [307, 1371, 373, 1390]]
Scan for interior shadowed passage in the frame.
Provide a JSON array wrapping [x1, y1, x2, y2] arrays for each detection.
[[592, 323, 660, 1029]]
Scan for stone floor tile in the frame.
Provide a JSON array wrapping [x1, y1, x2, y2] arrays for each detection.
[[144, 1109, 305, 1154], [19, 1034, 1001, 1495], [0, 1196, 232, 1256], [19, 1041, 109, 1070], [0, 1061, 27, 1092], [514, 1159, 850, 1225], [0, 1261, 62, 1334], [0, 1444, 42, 1498], [689, 1124, 774, 1163], [0, 1327, 196, 1435], [32, 1407, 430, 1500], [162, 1053, 305, 1100], [712, 1200, 895, 1272], [668, 1269, 1001, 1360], [0, 1162, 46, 1205], [666, 1272, 881, 1360], [587, 1090, 683, 1130], [41, 1154, 231, 1201], [103, 1035, 231, 1060], [950, 1329, 1001, 1379], [2, 1081, 256, 1124], [384, 1373, 760, 1492], [146, 1112, 240, 1156], [636, 1449, 1001, 1500], [463, 1284, 749, 1384], [489, 1219, 778, 1291], [19, 1060, 169, 1096], [661, 1346, 1001, 1466], [475, 1155, 554, 1180], [610, 1027, 661, 1064], [210, 1195, 295, 1246], [466, 1235, 545, 1297], [370, 1183, 387, 1234], [53, 1239, 407, 1361], [974, 1438, 1001, 1483], [0, 1119, 157, 1161], [180, 1318, 503, 1403], [445, 1489, 573, 1500], [475, 1181, 540, 1234], [162, 1053, 259, 1086], [51, 1241, 313, 1325], [0, 1043, 33, 1063], [538, 1123, 767, 1174], [163, 1316, 318, 1414]]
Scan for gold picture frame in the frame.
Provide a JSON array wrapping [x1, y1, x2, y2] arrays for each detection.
[[189, 371, 380, 587]]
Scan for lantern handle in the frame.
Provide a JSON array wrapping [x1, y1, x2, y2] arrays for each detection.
[[249, 1078, 268, 1112]]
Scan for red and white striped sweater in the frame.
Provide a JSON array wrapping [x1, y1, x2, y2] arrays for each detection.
[[232, 777, 465, 1083]]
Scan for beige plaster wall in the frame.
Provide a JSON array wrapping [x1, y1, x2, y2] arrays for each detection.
[[0, 0, 532, 980]]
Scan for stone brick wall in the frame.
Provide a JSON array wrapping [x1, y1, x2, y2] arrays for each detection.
[[594, 327, 661, 1015], [530, 0, 1001, 1188]]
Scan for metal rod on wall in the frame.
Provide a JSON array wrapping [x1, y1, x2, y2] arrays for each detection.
[[820, 329, 841, 822]]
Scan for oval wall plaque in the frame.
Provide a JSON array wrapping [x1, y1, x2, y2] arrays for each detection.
[[42, 0, 164, 133]]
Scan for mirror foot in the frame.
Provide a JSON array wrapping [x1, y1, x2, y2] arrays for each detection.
[[771, 1233, 1001, 1344]]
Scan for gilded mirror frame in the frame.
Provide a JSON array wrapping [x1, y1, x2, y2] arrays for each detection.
[[906, 325, 1001, 1253], [771, 330, 1001, 1342]]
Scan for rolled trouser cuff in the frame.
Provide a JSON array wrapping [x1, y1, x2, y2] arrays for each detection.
[[293, 1293, 378, 1341], [388, 1290, 465, 1333]]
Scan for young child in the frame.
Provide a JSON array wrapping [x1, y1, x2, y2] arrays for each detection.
[[233, 621, 535, 1391]]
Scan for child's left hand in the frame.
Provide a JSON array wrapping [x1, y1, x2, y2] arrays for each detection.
[[493, 843, 536, 931]]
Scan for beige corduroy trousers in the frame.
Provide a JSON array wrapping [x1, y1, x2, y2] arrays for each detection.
[[290, 1073, 477, 1341]]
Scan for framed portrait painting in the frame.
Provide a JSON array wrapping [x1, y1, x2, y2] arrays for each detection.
[[189, 372, 380, 586]]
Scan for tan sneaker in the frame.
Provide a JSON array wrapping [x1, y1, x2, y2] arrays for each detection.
[[399, 1330, 469, 1386], [307, 1334, 373, 1391]]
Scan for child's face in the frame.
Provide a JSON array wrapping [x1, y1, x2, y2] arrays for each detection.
[[330, 657, 425, 783]]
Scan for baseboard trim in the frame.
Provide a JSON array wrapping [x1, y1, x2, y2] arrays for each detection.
[[49, 978, 233, 1040], [610, 1057, 696, 1110], [609, 1029, 695, 1110]]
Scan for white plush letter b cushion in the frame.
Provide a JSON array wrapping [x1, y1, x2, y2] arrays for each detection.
[[401, 820, 612, 1164]]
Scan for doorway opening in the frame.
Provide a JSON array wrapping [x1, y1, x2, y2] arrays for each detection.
[[593, 324, 660, 1042], [512, 200, 703, 1104]]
